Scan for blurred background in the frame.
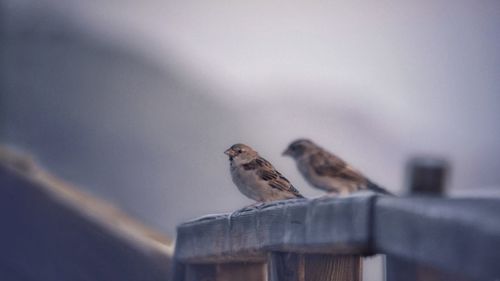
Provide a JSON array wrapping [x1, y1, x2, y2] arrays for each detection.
[[1, 1, 500, 279]]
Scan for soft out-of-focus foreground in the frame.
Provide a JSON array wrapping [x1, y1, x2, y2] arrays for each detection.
[[1, 1, 500, 280]]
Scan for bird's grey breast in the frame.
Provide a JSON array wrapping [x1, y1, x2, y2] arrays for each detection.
[[230, 160, 262, 200], [297, 157, 313, 179]]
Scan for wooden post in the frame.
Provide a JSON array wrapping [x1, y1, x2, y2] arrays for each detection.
[[217, 263, 267, 281], [406, 157, 449, 195], [269, 252, 304, 281], [269, 253, 361, 281], [387, 156, 451, 281], [304, 255, 361, 281], [184, 263, 267, 281], [185, 264, 216, 281]]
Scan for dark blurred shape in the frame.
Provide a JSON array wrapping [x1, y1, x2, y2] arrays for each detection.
[[0, 2, 5, 137], [0, 146, 173, 281], [405, 157, 449, 195]]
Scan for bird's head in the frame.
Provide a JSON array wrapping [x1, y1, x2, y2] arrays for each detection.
[[224, 143, 258, 163], [283, 139, 316, 159]]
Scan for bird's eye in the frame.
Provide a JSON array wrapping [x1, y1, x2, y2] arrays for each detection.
[[237, 149, 243, 153]]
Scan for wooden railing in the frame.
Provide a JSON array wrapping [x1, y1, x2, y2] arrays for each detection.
[[173, 194, 500, 281], [3, 145, 499, 281]]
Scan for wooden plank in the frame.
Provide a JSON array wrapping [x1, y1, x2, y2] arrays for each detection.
[[385, 256, 417, 281], [217, 263, 267, 281], [171, 260, 186, 281], [304, 255, 361, 281], [386, 256, 472, 281], [375, 197, 500, 281], [0, 149, 173, 281], [176, 194, 376, 263], [185, 264, 216, 281], [268, 252, 304, 281], [269, 253, 361, 281]]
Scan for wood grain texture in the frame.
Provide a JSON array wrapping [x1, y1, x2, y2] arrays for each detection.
[[304, 255, 361, 281], [217, 263, 267, 281], [175, 168, 500, 281], [376, 197, 500, 281], [268, 252, 304, 281], [176, 194, 375, 263], [269, 253, 361, 281]]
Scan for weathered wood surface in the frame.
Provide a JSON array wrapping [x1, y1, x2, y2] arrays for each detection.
[[375, 196, 500, 281], [184, 262, 266, 281], [175, 194, 375, 263], [0, 147, 173, 281], [217, 262, 267, 281], [176, 193, 500, 281], [304, 255, 361, 281], [269, 253, 361, 281], [185, 264, 215, 281], [268, 252, 304, 281], [386, 256, 472, 281], [386, 156, 451, 281]]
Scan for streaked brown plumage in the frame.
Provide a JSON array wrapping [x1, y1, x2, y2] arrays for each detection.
[[225, 144, 304, 202], [283, 139, 391, 195]]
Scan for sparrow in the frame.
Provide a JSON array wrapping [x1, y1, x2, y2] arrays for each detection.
[[224, 143, 304, 202], [283, 139, 392, 195]]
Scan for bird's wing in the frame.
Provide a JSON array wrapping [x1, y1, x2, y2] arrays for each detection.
[[251, 157, 304, 198], [310, 151, 365, 183], [242, 157, 273, 170]]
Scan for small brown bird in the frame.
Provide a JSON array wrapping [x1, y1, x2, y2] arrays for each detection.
[[224, 144, 304, 202], [283, 139, 391, 195]]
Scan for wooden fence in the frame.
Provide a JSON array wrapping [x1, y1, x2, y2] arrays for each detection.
[[173, 194, 500, 281]]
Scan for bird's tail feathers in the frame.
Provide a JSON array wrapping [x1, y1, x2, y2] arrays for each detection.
[[366, 180, 393, 195]]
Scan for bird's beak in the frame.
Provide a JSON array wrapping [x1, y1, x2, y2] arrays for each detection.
[[224, 148, 236, 157], [282, 148, 291, 157]]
